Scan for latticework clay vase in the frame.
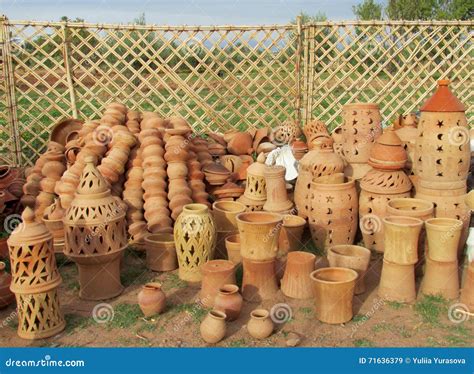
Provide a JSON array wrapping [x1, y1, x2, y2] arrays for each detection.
[[263, 165, 293, 214], [200, 310, 227, 344], [138, 282, 166, 317], [0, 262, 14, 308], [425, 218, 462, 263], [200, 260, 236, 307], [242, 258, 278, 302], [420, 257, 459, 299], [378, 259, 415, 303], [327, 245, 371, 294], [64, 157, 127, 300], [281, 251, 316, 299], [309, 174, 358, 251], [310, 267, 358, 324], [7, 207, 65, 339], [225, 234, 242, 264], [247, 309, 274, 339], [174, 204, 217, 283], [144, 233, 178, 272], [383, 216, 423, 265], [214, 284, 243, 321], [237, 153, 267, 211], [278, 215, 306, 257]]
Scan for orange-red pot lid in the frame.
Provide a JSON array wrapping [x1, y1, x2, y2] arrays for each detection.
[[420, 80, 465, 112]]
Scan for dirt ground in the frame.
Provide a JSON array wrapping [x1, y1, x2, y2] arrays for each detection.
[[0, 243, 472, 348]]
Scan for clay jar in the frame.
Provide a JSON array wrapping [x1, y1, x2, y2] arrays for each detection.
[[310, 267, 358, 324], [138, 283, 166, 317], [200, 260, 236, 307], [225, 234, 242, 264], [327, 245, 371, 294], [383, 216, 423, 265], [420, 257, 459, 299], [263, 165, 293, 214], [247, 309, 274, 339], [214, 284, 243, 321], [200, 310, 227, 344], [278, 215, 306, 257], [425, 218, 462, 262], [0, 262, 14, 308], [144, 233, 178, 272], [281, 251, 316, 299], [378, 259, 416, 302]]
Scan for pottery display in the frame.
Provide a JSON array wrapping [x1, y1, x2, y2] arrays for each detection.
[[237, 153, 267, 211], [247, 309, 274, 339], [50, 118, 83, 146], [227, 132, 253, 155], [278, 215, 306, 257], [327, 245, 371, 294], [212, 201, 246, 232], [200, 310, 227, 344], [382, 216, 423, 265], [214, 284, 243, 321], [187, 148, 210, 207], [263, 165, 293, 214], [138, 282, 166, 317], [200, 260, 236, 307], [225, 234, 242, 264], [242, 258, 278, 302], [310, 267, 358, 324], [378, 259, 416, 303], [0, 262, 14, 308], [144, 233, 178, 272], [425, 218, 462, 262], [281, 251, 316, 299], [174, 204, 217, 283], [420, 257, 459, 299]]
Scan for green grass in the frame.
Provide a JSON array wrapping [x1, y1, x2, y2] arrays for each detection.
[[107, 303, 143, 329], [386, 301, 405, 310], [414, 295, 448, 325], [64, 314, 91, 334], [161, 273, 187, 291], [168, 302, 210, 323], [352, 314, 369, 323], [227, 338, 248, 347], [298, 307, 313, 316], [354, 338, 374, 347]]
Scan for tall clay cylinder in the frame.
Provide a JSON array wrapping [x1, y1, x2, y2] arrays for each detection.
[[263, 165, 293, 214], [378, 259, 416, 303], [242, 258, 278, 302], [200, 260, 236, 307], [382, 216, 423, 265], [420, 257, 459, 300], [281, 251, 316, 299], [425, 218, 462, 262]]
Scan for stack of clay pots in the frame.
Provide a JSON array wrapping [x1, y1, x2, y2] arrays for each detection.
[[187, 149, 210, 207], [200, 259, 236, 307], [191, 137, 213, 168], [263, 165, 294, 214], [212, 201, 246, 259], [213, 181, 245, 202], [125, 111, 141, 134], [237, 153, 267, 211], [359, 129, 412, 252]]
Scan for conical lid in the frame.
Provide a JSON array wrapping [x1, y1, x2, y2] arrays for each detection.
[[7, 207, 52, 246], [368, 129, 407, 170], [77, 156, 109, 195], [420, 80, 465, 112], [247, 153, 266, 177]]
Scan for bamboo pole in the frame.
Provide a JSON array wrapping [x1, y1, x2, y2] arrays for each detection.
[[295, 15, 303, 125], [62, 22, 79, 118]]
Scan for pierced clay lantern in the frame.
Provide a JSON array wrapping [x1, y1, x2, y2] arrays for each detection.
[[238, 153, 267, 211], [64, 157, 127, 300], [7, 207, 66, 339]]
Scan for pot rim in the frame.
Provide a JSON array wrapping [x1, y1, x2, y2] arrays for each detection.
[[282, 215, 307, 228], [143, 282, 162, 291], [287, 251, 316, 264], [225, 234, 240, 244], [310, 267, 358, 284], [425, 218, 463, 230], [312, 173, 354, 188], [250, 308, 269, 320], [212, 201, 246, 214], [219, 284, 239, 295], [387, 198, 434, 215], [144, 233, 175, 244], [201, 259, 235, 273], [328, 244, 371, 259], [236, 211, 283, 225], [182, 203, 209, 214], [209, 310, 227, 320], [383, 215, 424, 227]]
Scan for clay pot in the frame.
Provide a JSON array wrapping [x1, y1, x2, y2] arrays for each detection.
[[225, 234, 242, 264], [278, 215, 306, 257], [247, 309, 273, 339], [237, 153, 267, 210], [212, 201, 246, 232], [0, 262, 14, 308], [200, 310, 227, 344], [386, 198, 434, 221], [200, 260, 236, 307], [327, 245, 371, 294], [304, 119, 329, 146], [145, 233, 178, 272], [281, 251, 316, 299], [263, 165, 293, 214], [378, 259, 415, 302], [138, 282, 166, 317], [425, 218, 462, 262], [242, 258, 278, 302], [50, 118, 83, 146], [420, 257, 459, 300], [383, 216, 423, 265], [174, 204, 217, 283], [310, 267, 358, 324], [236, 212, 283, 261], [214, 284, 243, 321]]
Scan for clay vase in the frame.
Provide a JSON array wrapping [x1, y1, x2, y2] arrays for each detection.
[[200, 310, 227, 344], [378, 259, 416, 303], [420, 257, 459, 299], [310, 267, 358, 324], [425, 218, 462, 263], [242, 258, 278, 302], [212, 201, 246, 232], [236, 212, 283, 261], [200, 260, 236, 307], [214, 284, 243, 321], [0, 262, 14, 308], [281, 251, 316, 299], [278, 215, 306, 257], [247, 309, 274, 339], [327, 245, 371, 294], [263, 165, 293, 214], [137, 282, 166, 317], [144, 233, 178, 272], [460, 263, 474, 312], [383, 216, 423, 265], [309, 174, 358, 251], [174, 204, 217, 283], [225, 234, 242, 264]]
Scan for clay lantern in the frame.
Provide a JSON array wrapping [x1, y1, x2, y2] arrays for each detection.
[[237, 153, 267, 211]]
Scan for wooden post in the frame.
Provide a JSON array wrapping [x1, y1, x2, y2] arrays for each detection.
[[62, 22, 79, 118], [295, 15, 303, 125]]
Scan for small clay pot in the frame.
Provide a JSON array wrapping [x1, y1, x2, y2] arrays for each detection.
[[247, 309, 273, 339], [0, 262, 15, 308], [378, 259, 415, 303], [200, 310, 227, 344], [225, 234, 242, 264], [420, 257, 459, 300], [200, 260, 236, 307], [145, 233, 178, 272], [281, 251, 316, 299], [138, 282, 166, 317], [214, 284, 243, 321], [425, 218, 462, 262]]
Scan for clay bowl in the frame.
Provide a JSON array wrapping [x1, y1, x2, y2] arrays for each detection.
[[50, 118, 84, 146]]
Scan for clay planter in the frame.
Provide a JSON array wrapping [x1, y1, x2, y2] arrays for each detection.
[[425, 218, 462, 262], [200, 260, 236, 307], [309, 174, 358, 251], [420, 257, 459, 300], [281, 251, 316, 299], [278, 215, 306, 257], [138, 282, 166, 317], [144, 233, 178, 272], [174, 204, 217, 283], [242, 258, 278, 302], [386, 198, 434, 221], [310, 267, 358, 324], [236, 212, 283, 261], [247, 309, 274, 339], [214, 284, 243, 321], [327, 245, 371, 295], [200, 310, 227, 344], [263, 165, 293, 214], [378, 259, 415, 303], [0, 262, 14, 308], [225, 234, 242, 264], [212, 201, 246, 232], [383, 216, 423, 265]]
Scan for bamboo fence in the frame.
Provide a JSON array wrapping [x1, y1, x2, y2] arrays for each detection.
[[0, 16, 472, 166]]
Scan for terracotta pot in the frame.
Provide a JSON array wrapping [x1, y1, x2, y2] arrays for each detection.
[[225, 234, 242, 264], [247, 309, 274, 339], [378, 259, 415, 302], [395, 116, 419, 172], [263, 165, 293, 214], [145, 233, 178, 272], [309, 174, 358, 251], [460, 263, 474, 312], [304, 119, 329, 146], [237, 153, 267, 209], [383, 216, 423, 265], [214, 284, 243, 321], [327, 245, 371, 294], [242, 258, 278, 302], [420, 257, 459, 300], [310, 267, 358, 324], [425, 218, 462, 263], [386, 198, 434, 221], [212, 201, 246, 232], [236, 212, 283, 261], [281, 251, 316, 299], [278, 215, 306, 257], [0, 262, 14, 308], [138, 282, 166, 317], [200, 310, 227, 344], [200, 260, 236, 307]]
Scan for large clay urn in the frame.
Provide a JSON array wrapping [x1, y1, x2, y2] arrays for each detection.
[[281, 251, 316, 299], [199, 260, 236, 307], [0, 262, 14, 308]]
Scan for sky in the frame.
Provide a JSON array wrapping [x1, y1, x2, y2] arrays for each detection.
[[0, 0, 388, 25]]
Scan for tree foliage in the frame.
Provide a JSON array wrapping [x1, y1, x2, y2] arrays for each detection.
[[353, 0, 384, 20]]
